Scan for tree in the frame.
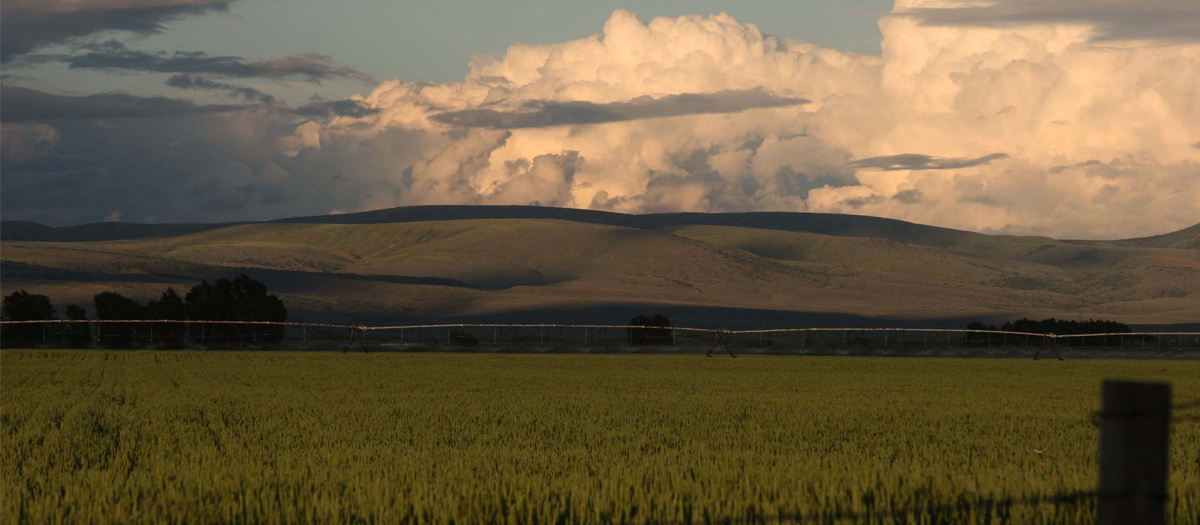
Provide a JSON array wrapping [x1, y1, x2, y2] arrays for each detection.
[[147, 288, 185, 346], [976, 318, 1133, 347], [629, 314, 672, 346], [63, 305, 92, 348], [94, 292, 145, 348], [185, 274, 286, 346], [1, 290, 55, 347], [228, 274, 287, 344], [145, 288, 186, 348]]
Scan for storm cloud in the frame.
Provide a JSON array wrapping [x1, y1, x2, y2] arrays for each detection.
[[1, 123, 60, 164], [68, 43, 373, 83], [0, 0, 234, 62], [0, 86, 246, 121]]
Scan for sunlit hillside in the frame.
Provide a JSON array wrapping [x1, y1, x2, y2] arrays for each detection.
[[2, 207, 1198, 327]]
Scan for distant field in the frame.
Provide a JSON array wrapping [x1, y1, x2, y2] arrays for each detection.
[[3, 351, 1199, 524]]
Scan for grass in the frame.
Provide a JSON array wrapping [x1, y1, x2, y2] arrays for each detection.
[[3, 351, 1199, 524]]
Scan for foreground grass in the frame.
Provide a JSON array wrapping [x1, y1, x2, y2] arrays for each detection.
[[2, 351, 1198, 524]]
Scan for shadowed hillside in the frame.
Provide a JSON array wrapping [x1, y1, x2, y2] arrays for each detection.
[[2, 208, 1198, 327]]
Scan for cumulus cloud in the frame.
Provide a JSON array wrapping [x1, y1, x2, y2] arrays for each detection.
[[3, 2, 1199, 239], [0, 0, 233, 62], [303, 4, 1194, 237], [0, 86, 247, 121]]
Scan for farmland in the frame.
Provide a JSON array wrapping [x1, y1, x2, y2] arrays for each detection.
[[3, 351, 1199, 524]]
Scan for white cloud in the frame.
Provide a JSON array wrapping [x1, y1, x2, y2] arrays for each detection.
[[291, 3, 1197, 238]]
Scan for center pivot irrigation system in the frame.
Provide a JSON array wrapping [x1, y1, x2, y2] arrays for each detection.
[[3, 319, 1199, 359]]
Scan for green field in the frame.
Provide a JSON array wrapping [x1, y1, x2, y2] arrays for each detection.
[[3, 351, 1199, 524]]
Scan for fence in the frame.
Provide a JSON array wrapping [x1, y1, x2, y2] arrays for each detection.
[[2, 319, 1198, 357]]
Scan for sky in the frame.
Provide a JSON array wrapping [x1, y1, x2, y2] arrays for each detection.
[[1, 0, 1198, 239]]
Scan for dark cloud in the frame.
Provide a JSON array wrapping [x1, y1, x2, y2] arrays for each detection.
[[895, 0, 1200, 44], [1, 86, 246, 121], [0, 1, 234, 62], [431, 89, 809, 129], [165, 74, 275, 104], [1050, 159, 1103, 173], [1, 123, 60, 164], [849, 153, 1009, 171], [0, 113, 428, 225], [66, 43, 374, 83], [891, 189, 924, 204], [641, 172, 730, 213], [292, 99, 380, 119], [842, 195, 886, 209], [1, 73, 37, 82], [588, 190, 626, 211]]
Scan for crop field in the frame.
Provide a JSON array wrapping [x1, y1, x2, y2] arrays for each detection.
[[3, 351, 1199, 524]]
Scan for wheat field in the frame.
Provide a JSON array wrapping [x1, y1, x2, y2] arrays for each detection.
[[3, 351, 1198, 524]]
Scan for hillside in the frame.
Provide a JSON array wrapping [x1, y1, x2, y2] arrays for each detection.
[[2, 208, 1198, 327], [2, 205, 1024, 247], [1116, 223, 1200, 250]]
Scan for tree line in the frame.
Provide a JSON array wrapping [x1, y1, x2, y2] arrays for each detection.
[[967, 318, 1131, 335], [966, 318, 1133, 347], [1, 274, 286, 348], [629, 314, 672, 346]]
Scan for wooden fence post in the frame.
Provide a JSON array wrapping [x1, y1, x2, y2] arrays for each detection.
[[1097, 380, 1170, 525]]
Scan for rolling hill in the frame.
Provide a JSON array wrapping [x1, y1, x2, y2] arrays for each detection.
[[2, 207, 1198, 328]]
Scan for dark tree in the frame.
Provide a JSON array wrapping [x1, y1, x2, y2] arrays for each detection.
[[973, 318, 1133, 347], [63, 305, 92, 348], [965, 321, 997, 344], [185, 274, 286, 346], [145, 288, 186, 348], [448, 330, 479, 347], [228, 274, 287, 344], [629, 314, 673, 346], [1, 290, 55, 347], [94, 292, 145, 348]]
